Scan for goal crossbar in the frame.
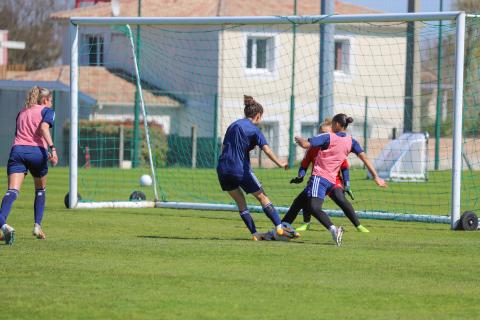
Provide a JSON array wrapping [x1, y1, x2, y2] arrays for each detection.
[[70, 11, 462, 26]]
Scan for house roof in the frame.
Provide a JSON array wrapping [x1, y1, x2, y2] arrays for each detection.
[[51, 0, 381, 20], [10, 65, 181, 107]]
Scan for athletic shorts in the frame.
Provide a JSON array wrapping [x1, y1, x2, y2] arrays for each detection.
[[7, 145, 48, 178], [304, 175, 335, 200], [217, 171, 262, 194]]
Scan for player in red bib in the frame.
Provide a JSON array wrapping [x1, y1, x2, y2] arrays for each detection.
[[284, 119, 369, 233]]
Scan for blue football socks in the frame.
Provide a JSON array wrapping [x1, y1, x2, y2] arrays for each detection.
[[34, 188, 46, 225], [0, 189, 19, 227], [239, 209, 257, 234], [262, 203, 282, 227]]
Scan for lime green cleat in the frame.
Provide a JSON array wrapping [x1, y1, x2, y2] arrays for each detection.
[[296, 223, 311, 232], [356, 225, 370, 233]]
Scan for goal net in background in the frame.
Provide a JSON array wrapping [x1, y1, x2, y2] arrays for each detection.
[[69, 13, 479, 228]]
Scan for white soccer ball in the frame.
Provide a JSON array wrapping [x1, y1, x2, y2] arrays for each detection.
[[140, 174, 152, 187]]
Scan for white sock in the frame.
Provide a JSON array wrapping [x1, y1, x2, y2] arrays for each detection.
[[329, 225, 337, 234]]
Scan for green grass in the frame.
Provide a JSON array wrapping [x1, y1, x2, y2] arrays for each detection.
[[73, 166, 480, 216], [1, 169, 480, 319]]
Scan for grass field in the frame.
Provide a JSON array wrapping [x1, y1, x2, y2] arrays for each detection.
[[1, 168, 480, 319]]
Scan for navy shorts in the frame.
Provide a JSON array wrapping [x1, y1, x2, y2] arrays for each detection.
[[304, 175, 335, 200], [7, 146, 49, 178], [217, 171, 262, 194]]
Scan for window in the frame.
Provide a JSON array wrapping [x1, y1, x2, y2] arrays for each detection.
[[251, 122, 277, 157], [301, 123, 318, 139], [334, 39, 350, 73], [86, 35, 104, 66], [246, 37, 274, 72]]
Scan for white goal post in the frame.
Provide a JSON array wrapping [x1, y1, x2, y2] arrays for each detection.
[[69, 12, 466, 230]]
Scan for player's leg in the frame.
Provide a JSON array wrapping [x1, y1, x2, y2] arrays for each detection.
[[26, 147, 49, 239], [251, 190, 299, 239], [282, 190, 308, 224], [226, 188, 259, 237], [32, 175, 47, 239], [0, 173, 24, 245], [0, 148, 28, 245], [240, 171, 281, 226], [329, 188, 369, 232], [298, 204, 312, 231], [244, 171, 299, 238], [307, 177, 344, 246], [218, 172, 261, 239]]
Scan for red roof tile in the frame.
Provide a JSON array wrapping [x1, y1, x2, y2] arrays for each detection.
[[51, 0, 381, 20], [11, 65, 180, 107]]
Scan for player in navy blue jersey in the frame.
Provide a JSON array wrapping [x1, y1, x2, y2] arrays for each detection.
[[217, 95, 298, 241], [0, 86, 58, 245]]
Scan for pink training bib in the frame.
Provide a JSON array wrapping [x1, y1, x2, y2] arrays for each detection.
[[312, 132, 352, 183], [13, 104, 48, 149]]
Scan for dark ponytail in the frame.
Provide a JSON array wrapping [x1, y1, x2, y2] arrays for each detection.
[[332, 113, 353, 129], [243, 95, 264, 118]]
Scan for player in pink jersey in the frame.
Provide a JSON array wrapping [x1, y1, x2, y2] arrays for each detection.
[[295, 113, 387, 246], [0, 86, 58, 245], [284, 118, 369, 233]]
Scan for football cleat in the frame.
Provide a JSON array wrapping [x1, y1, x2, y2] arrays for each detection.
[[277, 223, 300, 239], [296, 222, 311, 232], [32, 224, 46, 240], [356, 225, 370, 233], [332, 226, 344, 247], [2, 224, 15, 246], [252, 232, 266, 241]]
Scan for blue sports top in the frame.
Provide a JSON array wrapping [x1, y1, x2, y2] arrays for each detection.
[[217, 118, 268, 176], [308, 132, 364, 155]]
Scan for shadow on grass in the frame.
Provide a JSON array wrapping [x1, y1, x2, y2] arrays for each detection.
[[137, 235, 323, 245]]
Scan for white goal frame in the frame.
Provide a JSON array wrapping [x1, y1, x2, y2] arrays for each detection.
[[69, 12, 466, 230]]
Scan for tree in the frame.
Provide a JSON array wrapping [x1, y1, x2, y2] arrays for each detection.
[[422, 0, 480, 136], [455, 0, 480, 136], [0, 0, 67, 70], [454, 0, 480, 12]]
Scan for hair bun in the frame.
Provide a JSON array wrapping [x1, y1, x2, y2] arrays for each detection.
[[244, 95, 255, 106], [347, 117, 354, 124]]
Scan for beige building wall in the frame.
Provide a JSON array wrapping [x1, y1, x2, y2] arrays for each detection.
[[219, 25, 407, 161]]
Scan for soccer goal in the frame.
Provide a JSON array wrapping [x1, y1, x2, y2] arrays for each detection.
[[68, 12, 478, 230]]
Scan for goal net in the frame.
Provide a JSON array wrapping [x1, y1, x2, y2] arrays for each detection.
[[69, 13, 479, 228]]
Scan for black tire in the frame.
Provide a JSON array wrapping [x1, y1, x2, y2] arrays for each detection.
[[64, 192, 82, 208], [129, 191, 146, 201], [459, 211, 478, 231]]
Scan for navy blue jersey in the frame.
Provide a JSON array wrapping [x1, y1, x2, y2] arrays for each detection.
[[308, 132, 363, 155], [41, 107, 55, 128], [217, 118, 268, 176]]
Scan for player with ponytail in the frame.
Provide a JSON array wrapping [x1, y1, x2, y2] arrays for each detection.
[[284, 118, 369, 233], [294, 113, 386, 246], [216, 95, 298, 241], [0, 86, 57, 245]]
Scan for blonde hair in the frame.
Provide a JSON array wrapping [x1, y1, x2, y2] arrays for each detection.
[[318, 117, 333, 133], [24, 86, 52, 109]]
